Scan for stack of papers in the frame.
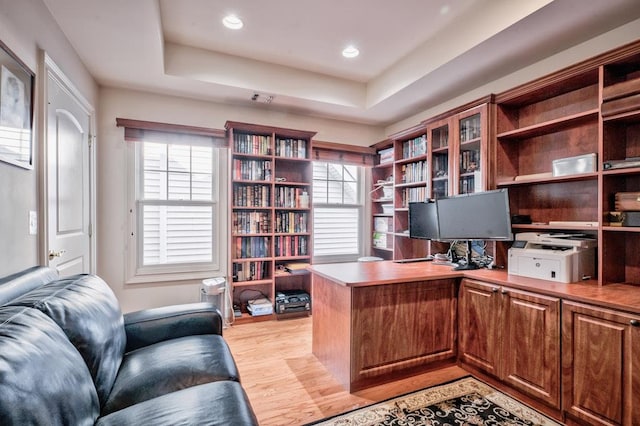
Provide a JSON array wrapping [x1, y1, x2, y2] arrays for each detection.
[[247, 297, 273, 316]]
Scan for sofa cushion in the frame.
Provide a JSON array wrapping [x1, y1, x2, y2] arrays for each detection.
[[0, 266, 58, 306], [10, 274, 126, 408], [103, 334, 240, 414], [96, 381, 258, 426], [0, 306, 100, 426]]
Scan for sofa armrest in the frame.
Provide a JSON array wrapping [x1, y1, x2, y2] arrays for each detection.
[[123, 302, 223, 352]]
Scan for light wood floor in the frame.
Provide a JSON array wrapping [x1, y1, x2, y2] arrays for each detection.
[[223, 316, 468, 425]]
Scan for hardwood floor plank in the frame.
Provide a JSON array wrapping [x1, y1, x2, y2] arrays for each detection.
[[224, 316, 468, 425]]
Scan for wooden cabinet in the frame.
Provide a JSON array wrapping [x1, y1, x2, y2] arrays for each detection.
[[226, 121, 315, 322], [351, 279, 457, 387], [459, 278, 561, 409], [562, 301, 640, 425], [311, 264, 458, 392]]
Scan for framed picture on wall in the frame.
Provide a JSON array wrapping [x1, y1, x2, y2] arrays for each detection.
[[0, 39, 34, 169]]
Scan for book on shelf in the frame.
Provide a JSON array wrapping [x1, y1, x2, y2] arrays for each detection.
[[377, 147, 394, 164]]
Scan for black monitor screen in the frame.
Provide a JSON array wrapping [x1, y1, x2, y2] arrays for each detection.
[[436, 189, 513, 241], [408, 201, 440, 240]]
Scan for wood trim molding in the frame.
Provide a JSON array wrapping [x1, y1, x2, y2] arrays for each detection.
[[313, 140, 375, 166], [116, 118, 226, 139]]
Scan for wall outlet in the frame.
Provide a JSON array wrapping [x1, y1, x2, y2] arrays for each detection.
[[29, 210, 37, 235]]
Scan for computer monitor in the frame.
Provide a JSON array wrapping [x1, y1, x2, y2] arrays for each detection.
[[436, 189, 513, 242], [408, 201, 439, 240], [436, 189, 513, 270]]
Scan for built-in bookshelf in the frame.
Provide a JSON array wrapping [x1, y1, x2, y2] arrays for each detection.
[[369, 102, 491, 261], [371, 140, 395, 259], [226, 121, 315, 323], [392, 125, 430, 260]]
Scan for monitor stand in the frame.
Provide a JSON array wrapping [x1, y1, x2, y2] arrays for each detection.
[[453, 240, 479, 270]]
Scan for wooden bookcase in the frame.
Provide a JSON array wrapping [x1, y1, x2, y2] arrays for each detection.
[[494, 40, 640, 285], [600, 47, 640, 286], [371, 139, 395, 260], [370, 102, 491, 261], [226, 121, 315, 323], [391, 124, 429, 260]]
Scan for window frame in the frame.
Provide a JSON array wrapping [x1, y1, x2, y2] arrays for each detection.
[[312, 161, 365, 264], [126, 138, 223, 284]]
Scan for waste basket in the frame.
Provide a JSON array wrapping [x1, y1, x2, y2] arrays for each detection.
[[201, 277, 231, 327]]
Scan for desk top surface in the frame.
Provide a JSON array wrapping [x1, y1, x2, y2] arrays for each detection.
[[308, 260, 640, 315]]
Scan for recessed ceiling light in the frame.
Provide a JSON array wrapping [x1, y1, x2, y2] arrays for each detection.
[[342, 45, 359, 58], [223, 14, 243, 30]]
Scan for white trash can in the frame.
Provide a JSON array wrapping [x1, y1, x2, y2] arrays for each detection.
[[201, 277, 231, 327]]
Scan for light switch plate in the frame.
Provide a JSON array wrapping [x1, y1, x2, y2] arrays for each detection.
[[29, 210, 37, 235]]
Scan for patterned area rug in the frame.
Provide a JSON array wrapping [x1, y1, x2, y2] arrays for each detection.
[[307, 376, 562, 426]]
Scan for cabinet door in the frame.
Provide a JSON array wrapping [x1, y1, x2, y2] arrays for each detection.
[[351, 279, 457, 386], [562, 301, 640, 425], [458, 279, 501, 376], [501, 288, 561, 409]]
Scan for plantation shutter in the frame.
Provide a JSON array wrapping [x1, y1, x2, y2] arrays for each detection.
[[117, 118, 225, 270], [312, 161, 362, 259]]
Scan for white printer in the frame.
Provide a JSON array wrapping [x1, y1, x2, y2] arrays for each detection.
[[508, 232, 596, 283]]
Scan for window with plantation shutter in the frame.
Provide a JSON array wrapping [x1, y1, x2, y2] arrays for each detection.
[[312, 161, 364, 262], [118, 118, 224, 283], [139, 142, 215, 266]]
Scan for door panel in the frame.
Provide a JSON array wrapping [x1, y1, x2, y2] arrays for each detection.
[[458, 279, 500, 376], [502, 289, 560, 409], [46, 68, 91, 277]]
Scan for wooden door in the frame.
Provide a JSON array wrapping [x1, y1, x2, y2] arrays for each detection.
[[562, 301, 640, 425], [501, 288, 561, 409], [45, 58, 93, 277], [458, 278, 501, 376]]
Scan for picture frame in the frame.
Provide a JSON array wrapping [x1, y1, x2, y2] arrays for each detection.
[[0, 39, 34, 169]]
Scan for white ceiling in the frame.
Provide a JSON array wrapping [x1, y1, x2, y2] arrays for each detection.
[[42, 0, 640, 126]]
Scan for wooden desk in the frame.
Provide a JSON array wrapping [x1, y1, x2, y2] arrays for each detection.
[[310, 261, 461, 391], [309, 260, 640, 393]]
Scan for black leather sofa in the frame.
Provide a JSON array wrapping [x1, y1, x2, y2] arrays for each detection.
[[0, 266, 258, 426]]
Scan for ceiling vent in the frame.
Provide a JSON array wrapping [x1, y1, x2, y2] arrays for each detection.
[[251, 93, 274, 104]]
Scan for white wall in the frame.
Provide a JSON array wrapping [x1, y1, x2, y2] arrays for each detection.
[[97, 87, 383, 312], [0, 0, 97, 276], [386, 17, 640, 135]]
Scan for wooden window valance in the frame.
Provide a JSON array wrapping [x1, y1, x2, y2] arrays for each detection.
[[312, 140, 375, 166], [116, 118, 227, 147]]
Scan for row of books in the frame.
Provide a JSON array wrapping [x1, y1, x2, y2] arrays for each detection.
[[274, 186, 307, 208], [234, 133, 271, 156], [378, 147, 394, 164], [232, 185, 270, 207], [275, 138, 307, 159], [401, 160, 428, 183], [275, 211, 308, 234], [234, 236, 270, 259], [459, 174, 481, 195], [274, 235, 309, 257], [232, 159, 272, 181], [459, 116, 481, 142], [232, 211, 271, 234], [401, 187, 428, 207], [402, 135, 427, 159], [432, 154, 449, 178], [460, 149, 480, 173], [233, 261, 270, 282]]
